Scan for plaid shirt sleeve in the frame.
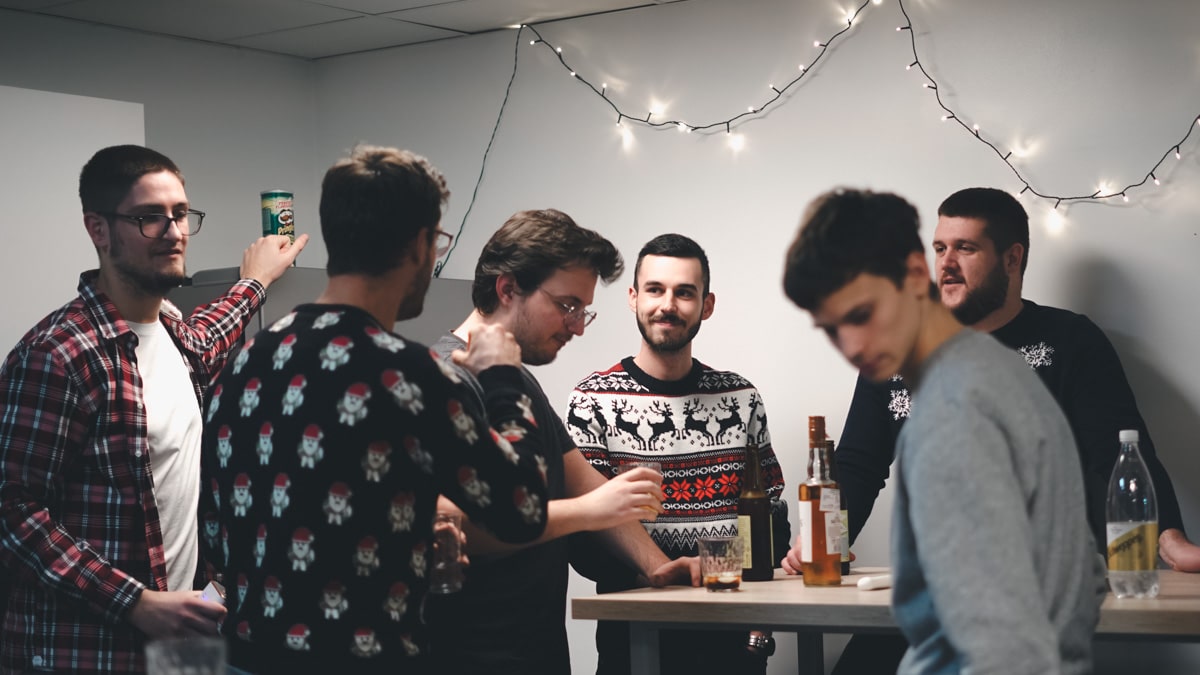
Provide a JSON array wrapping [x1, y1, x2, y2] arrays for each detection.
[[169, 279, 266, 377], [0, 338, 146, 624]]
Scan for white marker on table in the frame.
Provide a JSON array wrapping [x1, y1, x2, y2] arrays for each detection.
[[857, 574, 892, 591]]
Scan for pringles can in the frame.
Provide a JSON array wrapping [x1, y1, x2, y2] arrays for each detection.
[[261, 190, 295, 243]]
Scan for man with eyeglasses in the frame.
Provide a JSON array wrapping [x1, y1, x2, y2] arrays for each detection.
[[567, 234, 790, 675], [0, 145, 304, 674], [426, 210, 699, 675]]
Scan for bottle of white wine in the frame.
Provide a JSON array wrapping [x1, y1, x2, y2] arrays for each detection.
[[1106, 429, 1159, 598], [738, 440, 773, 582]]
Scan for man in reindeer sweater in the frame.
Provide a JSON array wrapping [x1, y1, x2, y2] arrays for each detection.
[[567, 234, 790, 675]]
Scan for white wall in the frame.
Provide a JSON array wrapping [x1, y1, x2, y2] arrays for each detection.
[[3, 0, 1200, 672], [0, 85, 143, 352], [314, 0, 1200, 672], [0, 9, 323, 276]]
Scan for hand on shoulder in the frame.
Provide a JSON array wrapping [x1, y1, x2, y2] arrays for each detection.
[[451, 325, 522, 375]]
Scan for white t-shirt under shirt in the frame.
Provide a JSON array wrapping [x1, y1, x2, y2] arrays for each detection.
[[129, 319, 203, 592]]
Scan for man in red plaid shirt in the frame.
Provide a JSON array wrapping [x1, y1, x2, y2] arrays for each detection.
[[0, 145, 306, 673]]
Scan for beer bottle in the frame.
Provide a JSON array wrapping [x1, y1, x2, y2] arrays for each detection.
[[826, 439, 851, 575], [797, 416, 842, 586], [738, 440, 773, 581], [1106, 429, 1159, 598]]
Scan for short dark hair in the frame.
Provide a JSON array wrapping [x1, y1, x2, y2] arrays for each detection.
[[783, 188, 927, 311], [79, 145, 183, 214], [319, 145, 449, 277], [471, 209, 624, 313], [634, 233, 711, 295], [938, 187, 1030, 275]]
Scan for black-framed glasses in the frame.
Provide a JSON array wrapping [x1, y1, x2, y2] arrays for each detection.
[[435, 230, 453, 258], [537, 288, 597, 328], [99, 209, 205, 238]]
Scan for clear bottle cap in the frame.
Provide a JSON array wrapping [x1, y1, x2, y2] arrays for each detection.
[[1119, 429, 1139, 443]]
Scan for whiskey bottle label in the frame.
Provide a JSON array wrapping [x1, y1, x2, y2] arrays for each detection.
[[797, 501, 814, 563], [738, 514, 753, 568], [825, 511, 842, 556], [820, 488, 840, 512]]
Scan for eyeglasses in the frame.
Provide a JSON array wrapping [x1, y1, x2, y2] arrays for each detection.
[[100, 210, 205, 238], [537, 288, 597, 328], [435, 230, 453, 258]]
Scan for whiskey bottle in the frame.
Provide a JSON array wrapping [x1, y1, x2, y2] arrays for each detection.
[[797, 416, 842, 586]]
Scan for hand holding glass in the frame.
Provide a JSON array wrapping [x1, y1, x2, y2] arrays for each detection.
[[614, 461, 663, 520], [430, 512, 465, 594]]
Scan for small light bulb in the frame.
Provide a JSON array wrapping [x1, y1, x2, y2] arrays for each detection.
[[1153, 173, 1160, 186], [529, 40, 536, 45], [570, 71, 576, 77], [941, 115, 950, 121], [798, 64, 806, 71], [556, 46, 562, 53], [973, 123, 980, 131], [1176, 147, 1182, 159], [814, 40, 821, 47], [873, 0, 883, 4], [748, 106, 755, 113], [923, 83, 932, 89], [677, 122, 686, 132], [1122, 193, 1129, 202], [602, 82, 608, 89]]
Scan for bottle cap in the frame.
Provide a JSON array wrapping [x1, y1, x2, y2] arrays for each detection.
[[808, 416, 825, 447], [1119, 429, 1139, 443]]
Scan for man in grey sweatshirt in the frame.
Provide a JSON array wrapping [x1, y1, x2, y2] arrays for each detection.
[[780, 188, 1106, 674]]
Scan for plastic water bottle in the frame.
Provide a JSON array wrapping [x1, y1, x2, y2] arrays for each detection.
[[1105, 429, 1159, 598]]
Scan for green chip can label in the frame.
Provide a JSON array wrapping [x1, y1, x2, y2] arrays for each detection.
[[261, 190, 295, 242]]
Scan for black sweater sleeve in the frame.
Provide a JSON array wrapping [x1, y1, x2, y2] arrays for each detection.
[[1057, 317, 1185, 539], [835, 374, 906, 544]]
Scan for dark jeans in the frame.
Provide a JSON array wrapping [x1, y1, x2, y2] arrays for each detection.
[[831, 633, 908, 675]]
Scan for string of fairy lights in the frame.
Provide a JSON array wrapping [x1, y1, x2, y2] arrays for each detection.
[[436, 0, 1199, 275]]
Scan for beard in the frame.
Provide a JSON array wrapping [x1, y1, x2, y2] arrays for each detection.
[[510, 306, 561, 366], [947, 262, 1008, 326], [110, 232, 186, 296], [637, 312, 701, 354]]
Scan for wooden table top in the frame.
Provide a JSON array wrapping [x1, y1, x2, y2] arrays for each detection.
[[572, 567, 1200, 639]]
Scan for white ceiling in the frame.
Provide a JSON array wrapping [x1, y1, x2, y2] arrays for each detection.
[[0, 0, 681, 59]]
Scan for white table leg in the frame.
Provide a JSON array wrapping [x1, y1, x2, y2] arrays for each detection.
[[629, 622, 661, 675]]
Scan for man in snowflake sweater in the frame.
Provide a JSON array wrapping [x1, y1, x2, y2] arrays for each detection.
[[832, 187, 1200, 673], [567, 234, 790, 675]]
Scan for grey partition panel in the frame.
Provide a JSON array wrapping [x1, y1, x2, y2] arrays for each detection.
[[168, 267, 473, 347]]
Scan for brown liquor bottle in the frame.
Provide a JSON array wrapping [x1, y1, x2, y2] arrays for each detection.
[[797, 416, 842, 586], [826, 439, 851, 575], [738, 440, 774, 581]]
